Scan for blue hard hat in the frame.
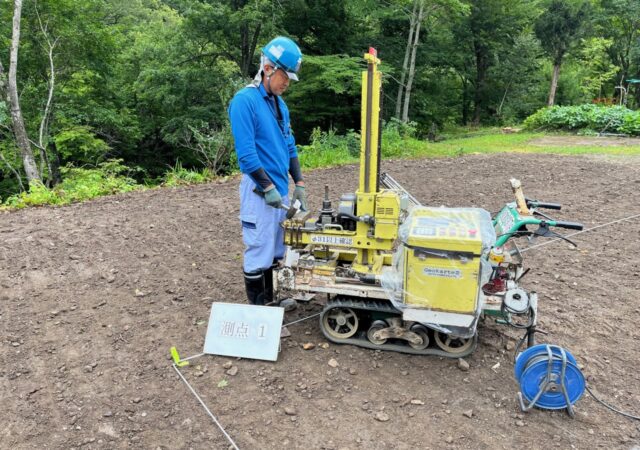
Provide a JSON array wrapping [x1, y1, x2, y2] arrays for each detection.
[[262, 36, 302, 81]]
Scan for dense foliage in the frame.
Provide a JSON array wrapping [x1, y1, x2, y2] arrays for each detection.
[[524, 104, 640, 135], [1, 0, 640, 203]]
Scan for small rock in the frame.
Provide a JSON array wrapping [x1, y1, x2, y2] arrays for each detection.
[[445, 436, 454, 444], [226, 366, 238, 376], [463, 409, 473, 418], [132, 397, 142, 404], [401, 370, 408, 376], [410, 399, 424, 405], [194, 371, 204, 377], [349, 368, 357, 375], [320, 343, 330, 349], [222, 361, 233, 369], [505, 341, 515, 351], [103, 411, 113, 417], [374, 412, 390, 422], [588, 429, 594, 435], [457, 358, 470, 371], [134, 289, 145, 297], [491, 362, 500, 372], [328, 358, 339, 368], [515, 420, 525, 427], [302, 343, 315, 350], [284, 406, 297, 416]]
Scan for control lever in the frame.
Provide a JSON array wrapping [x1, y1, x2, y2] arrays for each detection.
[[530, 222, 577, 247], [525, 198, 562, 210]]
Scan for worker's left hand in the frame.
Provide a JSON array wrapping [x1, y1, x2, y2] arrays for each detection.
[[292, 184, 308, 211]]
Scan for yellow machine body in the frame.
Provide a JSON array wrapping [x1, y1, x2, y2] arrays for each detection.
[[401, 208, 484, 314]]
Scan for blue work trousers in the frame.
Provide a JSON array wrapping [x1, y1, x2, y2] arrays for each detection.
[[239, 174, 288, 273]]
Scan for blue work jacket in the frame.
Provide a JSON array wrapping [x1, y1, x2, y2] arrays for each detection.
[[228, 83, 298, 196]]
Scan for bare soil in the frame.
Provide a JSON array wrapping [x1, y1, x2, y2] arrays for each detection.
[[2, 153, 639, 450]]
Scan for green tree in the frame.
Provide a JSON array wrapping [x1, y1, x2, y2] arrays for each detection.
[[597, 0, 640, 104], [454, 0, 537, 124], [578, 37, 619, 99], [535, 0, 591, 106]]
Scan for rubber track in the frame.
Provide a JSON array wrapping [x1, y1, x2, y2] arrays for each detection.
[[319, 297, 477, 357]]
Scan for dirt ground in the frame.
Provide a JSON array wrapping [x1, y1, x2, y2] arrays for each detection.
[[2, 153, 640, 450]]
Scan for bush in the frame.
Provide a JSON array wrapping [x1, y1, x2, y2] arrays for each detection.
[[298, 127, 360, 169], [523, 104, 640, 135], [2, 159, 141, 208], [162, 161, 214, 186], [298, 121, 425, 166], [54, 126, 111, 164], [382, 118, 419, 157]]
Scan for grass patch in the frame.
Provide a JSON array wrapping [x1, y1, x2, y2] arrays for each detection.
[[1, 159, 142, 209], [299, 128, 640, 170], [162, 161, 216, 186], [426, 132, 640, 157]]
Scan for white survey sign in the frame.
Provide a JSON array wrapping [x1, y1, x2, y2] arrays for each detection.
[[203, 303, 284, 361]]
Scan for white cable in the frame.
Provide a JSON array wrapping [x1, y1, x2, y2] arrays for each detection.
[[283, 312, 321, 327], [172, 363, 240, 450], [182, 352, 206, 362], [520, 212, 640, 253]]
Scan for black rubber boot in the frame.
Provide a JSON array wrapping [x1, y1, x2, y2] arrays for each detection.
[[263, 266, 274, 305], [243, 270, 266, 305]]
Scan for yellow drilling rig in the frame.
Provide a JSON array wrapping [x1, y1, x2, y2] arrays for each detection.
[[275, 48, 583, 357]]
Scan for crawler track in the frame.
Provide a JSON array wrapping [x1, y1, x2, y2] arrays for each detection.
[[320, 297, 477, 357]]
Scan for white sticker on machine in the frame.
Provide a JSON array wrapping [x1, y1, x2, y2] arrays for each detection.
[[310, 235, 354, 246], [423, 267, 462, 278]]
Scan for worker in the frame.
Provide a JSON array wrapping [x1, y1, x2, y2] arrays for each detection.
[[228, 36, 307, 311]]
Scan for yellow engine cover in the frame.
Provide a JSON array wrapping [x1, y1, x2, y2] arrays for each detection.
[[402, 208, 484, 313]]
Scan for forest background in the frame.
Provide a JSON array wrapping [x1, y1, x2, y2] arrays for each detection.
[[1, 0, 639, 205]]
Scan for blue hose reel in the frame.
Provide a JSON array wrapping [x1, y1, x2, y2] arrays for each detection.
[[514, 344, 586, 417]]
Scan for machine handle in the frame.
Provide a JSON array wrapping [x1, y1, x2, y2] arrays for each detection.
[[528, 200, 562, 210], [553, 221, 584, 230]]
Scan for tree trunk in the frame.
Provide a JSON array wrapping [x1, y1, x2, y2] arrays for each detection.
[[247, 22, 261, 77], [36, 6, 60, 185], [395, 0, 418, 119], [471, 35, 491, 125], [461, 77, 470, 125], [8, 0, 41, 184], [402, 0, 425, 123], [240, 23, 249, 78], [0, 60, 6, 101], [240, 22, 262, 79], [547, 61, 561, 106]]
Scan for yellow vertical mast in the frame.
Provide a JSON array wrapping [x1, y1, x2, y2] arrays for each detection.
[[353, 48, 382, 272], [358, 48, 382, 194]]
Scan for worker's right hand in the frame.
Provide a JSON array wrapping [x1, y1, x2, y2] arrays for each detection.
[[264, 187, 283, 209]]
